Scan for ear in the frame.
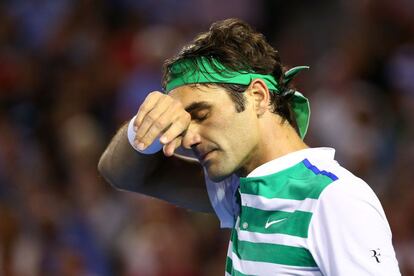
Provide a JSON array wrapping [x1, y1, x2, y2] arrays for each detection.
[[246, 78, 271, 116]]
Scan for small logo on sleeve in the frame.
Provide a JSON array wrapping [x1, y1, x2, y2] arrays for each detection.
[[370, 249, 381, 263]]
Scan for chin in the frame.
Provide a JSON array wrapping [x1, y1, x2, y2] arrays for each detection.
[[205, 166, 233, 183]]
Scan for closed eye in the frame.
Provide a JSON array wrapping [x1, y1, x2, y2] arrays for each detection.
[[185, 101, 212, 123], [192, 110, 209, 122]]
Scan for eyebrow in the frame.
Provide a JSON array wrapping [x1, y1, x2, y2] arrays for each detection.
[[184, 101, 212, 113]]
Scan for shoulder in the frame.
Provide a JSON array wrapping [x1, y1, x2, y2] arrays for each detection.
[[317, 162, 385, 217], [306, 161, 400, 275], [307, 160, 391, 238], [302, 156, 380, 200], [293, 157, 390, 230]]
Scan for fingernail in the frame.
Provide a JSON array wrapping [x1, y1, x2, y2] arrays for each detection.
[[160, 136, 167, 143], [137, 143, 145, 150]]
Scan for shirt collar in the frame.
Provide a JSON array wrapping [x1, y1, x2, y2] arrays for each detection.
[[247, 147, 336, 178]]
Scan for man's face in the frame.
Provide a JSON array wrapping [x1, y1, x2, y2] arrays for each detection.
[[169, 84, 260, 182]]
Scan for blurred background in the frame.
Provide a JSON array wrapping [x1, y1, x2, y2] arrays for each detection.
[[0, 0, 413, 275]]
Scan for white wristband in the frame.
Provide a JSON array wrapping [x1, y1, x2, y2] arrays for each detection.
[[127, 115, 163, 154]]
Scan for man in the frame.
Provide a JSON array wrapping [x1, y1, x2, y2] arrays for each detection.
[[98, 19, 400, 275]]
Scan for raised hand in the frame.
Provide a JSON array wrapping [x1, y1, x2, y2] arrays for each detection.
[[133, 91, 191, 156]]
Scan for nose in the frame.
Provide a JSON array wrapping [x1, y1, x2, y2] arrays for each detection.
[[182, 122, 201, 149]]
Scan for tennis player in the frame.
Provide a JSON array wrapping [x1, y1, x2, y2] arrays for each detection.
[[98, 18, 401, 275]]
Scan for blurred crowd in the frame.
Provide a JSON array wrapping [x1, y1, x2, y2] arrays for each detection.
[[0, 0, 413, 275]]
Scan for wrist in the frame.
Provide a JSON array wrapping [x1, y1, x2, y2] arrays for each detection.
[[127, 116, 163, 154]]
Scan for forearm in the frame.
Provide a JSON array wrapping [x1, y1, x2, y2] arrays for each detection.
[[98, 124, 163, 192], [98, 124, 212, 212]]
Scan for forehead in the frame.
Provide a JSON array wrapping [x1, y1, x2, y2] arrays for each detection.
[[168, 84, 231, 106]]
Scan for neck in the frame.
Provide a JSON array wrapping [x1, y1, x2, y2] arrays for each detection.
[[236, 119, 308, 177]]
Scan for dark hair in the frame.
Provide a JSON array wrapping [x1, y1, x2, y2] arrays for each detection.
[[162, 18, 298, 132]]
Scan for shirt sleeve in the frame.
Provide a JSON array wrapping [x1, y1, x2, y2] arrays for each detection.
[[307, 178, 401, 275], [203, 170, 240, 228], [174, 147, 240, 228]]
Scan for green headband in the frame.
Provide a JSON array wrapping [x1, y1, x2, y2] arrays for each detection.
[[165, 57, 310, 139]]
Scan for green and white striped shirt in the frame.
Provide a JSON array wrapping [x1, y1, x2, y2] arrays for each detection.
[[205, 148, 400, 275]]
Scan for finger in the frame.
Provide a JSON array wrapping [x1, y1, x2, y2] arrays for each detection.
[[163, 136, 182, 157], [135, 95, 173, 144], [134, 92, 163, 130], [139, 110, 175, 147], [159, 112, 191, 144], [138, 99, 188, 147]]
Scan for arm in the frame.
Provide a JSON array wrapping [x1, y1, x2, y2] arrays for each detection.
[[98, 124, 212, 212], [307, 179, 401, 275], [98, 92, 213, 212]]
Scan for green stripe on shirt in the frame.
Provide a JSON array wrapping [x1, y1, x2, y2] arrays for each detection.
[[239, 206, 312, 237], [231, 230, 317, 267], [225, 257, 249, 276], [239, 161, 335, 200]]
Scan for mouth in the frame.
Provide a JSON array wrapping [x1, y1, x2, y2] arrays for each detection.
[[197, 149, 217, 163]]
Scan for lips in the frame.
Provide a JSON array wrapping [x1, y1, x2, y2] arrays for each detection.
[[194, 147, 217, 163], [200, 150, 216, 162]]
